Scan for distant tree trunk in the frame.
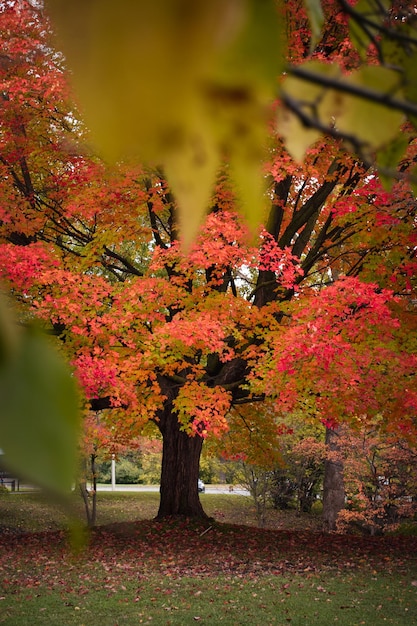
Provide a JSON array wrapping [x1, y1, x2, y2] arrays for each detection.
[[156, 406, 208, 519], [79, 452, 97, 527], [322, 427, 345, 531]]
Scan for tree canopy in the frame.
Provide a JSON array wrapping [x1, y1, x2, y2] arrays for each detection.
[[0, 1, 416, 510]]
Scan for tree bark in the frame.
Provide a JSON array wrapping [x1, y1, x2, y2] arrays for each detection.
[[79, 453, 97, 527], [156, 402, 208, 519], [322, 427, 345, 531]]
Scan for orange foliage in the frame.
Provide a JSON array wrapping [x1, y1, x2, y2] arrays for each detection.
[[0, 1, 416, 467]]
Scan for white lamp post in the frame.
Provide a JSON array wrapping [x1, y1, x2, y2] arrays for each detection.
[[111, 454, 116, 491]]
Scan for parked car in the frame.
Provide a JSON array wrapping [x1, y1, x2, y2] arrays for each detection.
[[198, 479, 205, 493]]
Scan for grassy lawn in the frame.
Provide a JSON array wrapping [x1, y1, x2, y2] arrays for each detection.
[[1, 571, 416, 625], [0, 489, 324, 533], [1, 491, 416, 625]]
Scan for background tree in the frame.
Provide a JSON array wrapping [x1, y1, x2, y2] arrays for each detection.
[[0, 0, 81, 494], [272, 435, 326, 515], [336, 422, 417, 535]]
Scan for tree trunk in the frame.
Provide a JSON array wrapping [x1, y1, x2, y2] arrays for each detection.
[[156, 407, 208, 519], [79, 453, 97, 527], [322, 427, 345, 531]]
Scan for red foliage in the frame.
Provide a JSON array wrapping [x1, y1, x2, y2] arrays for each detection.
[[335, 425, 417, 534], [251, 277, 417, 434], [0, 1, 416, 472]]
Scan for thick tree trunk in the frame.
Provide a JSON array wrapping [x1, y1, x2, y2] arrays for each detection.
[[322, 427, 345, 531], [157, 408, 208, 519]]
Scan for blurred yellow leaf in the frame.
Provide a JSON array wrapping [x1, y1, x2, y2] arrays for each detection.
[[278, 62, 340, 161], [48, 0, 233, 162], [280, 62, 404, 162], [277, 105, 321, 162], [164, 122, 219, 250], [47, 0, 286, 243], [337, 66, 404, 152]]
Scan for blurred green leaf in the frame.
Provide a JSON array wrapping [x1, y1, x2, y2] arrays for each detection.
[[336, 66, 404, 154], [0, 322, 80, 494], [349, 0, 390, 59], [303, 0, 324, 50], [403, 49, 417, 130], [0, 295, 18, 366], [376, 135, 409, 190]]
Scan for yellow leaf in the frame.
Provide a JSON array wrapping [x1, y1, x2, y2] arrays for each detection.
[[279, 61, 340, 161], [231, 151, 269, 237], [164, 122, 219, 250], [47, 0, 287, 244], [337, 66, 404, 152], [47, 0, 242, 162], [277, 105, 321, 162], [279, 62, 405, 161]]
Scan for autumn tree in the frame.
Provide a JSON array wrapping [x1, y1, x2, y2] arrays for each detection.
[[1, 1, 417, 521], [335, 422, 417, 535]]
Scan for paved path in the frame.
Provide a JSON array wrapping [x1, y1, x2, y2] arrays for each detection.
[[96, 484, 250, 496]]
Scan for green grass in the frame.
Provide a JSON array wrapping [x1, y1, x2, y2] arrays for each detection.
[[0, 489, 323, 533], [1, 571, 416, 625], [1, 491, 416, 625]]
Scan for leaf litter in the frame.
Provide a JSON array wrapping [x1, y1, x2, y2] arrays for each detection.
[[0, 517, 416, 595]]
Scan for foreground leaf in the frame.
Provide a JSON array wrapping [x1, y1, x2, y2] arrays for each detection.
[[46, 0, 286, 241], [304, 0, 324, 50], [0, 322, 80, 494], [280, 62, 405, 161], [337, 66, 404, 154]]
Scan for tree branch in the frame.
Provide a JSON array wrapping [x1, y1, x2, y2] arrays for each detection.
[[285, 65, 417, 118]]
